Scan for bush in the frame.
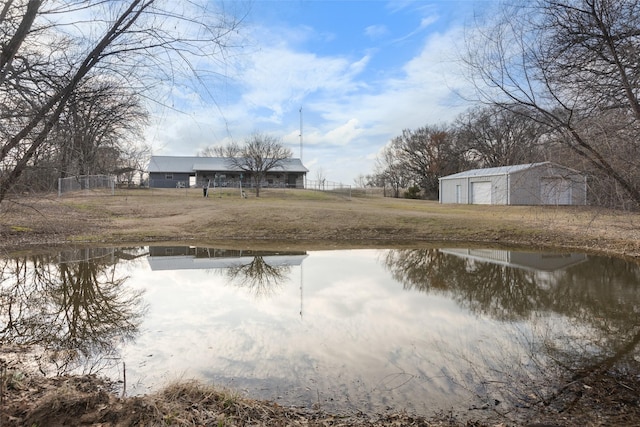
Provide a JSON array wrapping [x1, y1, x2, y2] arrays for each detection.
[[404, 186, 421, 199]]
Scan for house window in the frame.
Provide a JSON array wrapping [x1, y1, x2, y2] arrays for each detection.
[[165, 173, 173, 180]]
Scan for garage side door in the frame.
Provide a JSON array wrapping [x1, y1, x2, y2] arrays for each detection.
[[471, 181, 492, 204]]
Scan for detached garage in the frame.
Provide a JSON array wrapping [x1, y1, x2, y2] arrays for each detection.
[[439, 162, 587, 206]]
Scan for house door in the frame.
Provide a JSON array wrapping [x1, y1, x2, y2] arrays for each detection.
[[471, 181, 492, 204], [455, 185, 462, 203], [287, 174, 298, 188]]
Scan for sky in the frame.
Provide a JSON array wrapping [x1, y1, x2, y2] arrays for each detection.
[[145, 0, 491, 185]]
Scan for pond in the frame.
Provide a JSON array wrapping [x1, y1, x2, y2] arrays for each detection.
[[1, 246, 640, 419]]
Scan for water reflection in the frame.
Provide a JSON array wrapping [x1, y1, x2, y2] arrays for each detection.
[[383, 248, 640, 415], [1, 246, 639, 420], [0, 247, 146, 374], [384, 249, 589, 321], [147, 247, 307, 270], [147, 247, 307, 298]]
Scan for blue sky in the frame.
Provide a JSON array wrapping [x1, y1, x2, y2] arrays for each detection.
[[146, 0, 489, 184]]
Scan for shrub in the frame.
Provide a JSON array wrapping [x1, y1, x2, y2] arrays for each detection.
[[404, 186, 422, 199]]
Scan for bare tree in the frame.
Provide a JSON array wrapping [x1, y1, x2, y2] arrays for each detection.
[[394, 125, 466, 199], [464, 0, 640, 208], [198, 146, 220, 157], [0, 0, 246, 203], [55, 79, 148, 178], [116, 140, 152, 186], [315, 167, 327, 190], [352, 174, 368, 188], [455, 105, 545, 168], [7, 77, 153, 193], [217, 132, 293, 197], [373, 139, 413, 198]]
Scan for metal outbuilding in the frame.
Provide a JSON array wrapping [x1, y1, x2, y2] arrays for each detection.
[[438, 162, 587, 205]]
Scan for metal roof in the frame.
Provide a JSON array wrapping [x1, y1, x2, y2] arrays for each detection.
[[147, 254, 308, 271], [148, 156, 199, 173], [440, 162, 553, 180], [147, 156, 308, 173]]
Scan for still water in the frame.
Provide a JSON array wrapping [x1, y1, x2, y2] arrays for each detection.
[[1, 246, 639, 417]]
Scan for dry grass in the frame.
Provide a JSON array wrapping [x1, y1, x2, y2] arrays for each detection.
[[0, 365, 476, 427], [3, 360, 639, 426], [1, 187, 639, 259]]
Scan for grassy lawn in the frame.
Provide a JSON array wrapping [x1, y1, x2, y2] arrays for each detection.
[[0, 187, 638, 258]]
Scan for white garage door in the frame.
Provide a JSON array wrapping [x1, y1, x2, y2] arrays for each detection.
[[541, 178, 571, 205], [471, 181, 492, 204]]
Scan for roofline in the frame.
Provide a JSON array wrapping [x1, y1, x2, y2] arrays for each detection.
[[438, 161, 583, 181], [147, 155, 308, 173], [148, 155, 306, 161]]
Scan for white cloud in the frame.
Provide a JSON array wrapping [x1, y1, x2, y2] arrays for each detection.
[[239, 48, 355, 120], [325, 118, 364, 146], [419, 15, 439, 30], [364, 24, 389, 39], [348, 54, 372, 76], [145, 7, 475, 184], [309, 26, 470, 134], [391, 13, 439, 44]]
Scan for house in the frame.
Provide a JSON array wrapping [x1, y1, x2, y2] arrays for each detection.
[[147, 246, 308, 271], [147, 155, 308, 189], [439, 162, 587, 205]]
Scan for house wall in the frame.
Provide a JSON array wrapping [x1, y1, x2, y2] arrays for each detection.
[[148, 156, 308, 191], [288, 173, 304, 188], [199, 172, 305, 188], [149, 172, 192, 188], [253, 173, 304, 188]]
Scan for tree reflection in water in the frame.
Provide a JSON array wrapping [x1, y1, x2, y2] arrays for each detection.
[[382, 249, 640, 415], [383, 249, 549, 321], [0, 248, 146, 375], [224, 256, 291, 298], [2, 245, 639, 420]]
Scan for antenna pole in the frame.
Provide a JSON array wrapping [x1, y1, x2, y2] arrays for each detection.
[[299, 106, 303, 162]]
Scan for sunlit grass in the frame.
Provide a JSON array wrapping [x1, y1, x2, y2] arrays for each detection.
[[4, 187, 640, 257], [9, 225, 32, 232]]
